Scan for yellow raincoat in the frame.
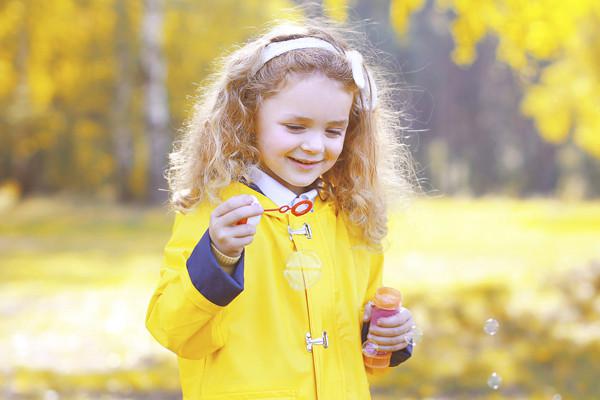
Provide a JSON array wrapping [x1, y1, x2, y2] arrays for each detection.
[[146, 182, 387, 399]]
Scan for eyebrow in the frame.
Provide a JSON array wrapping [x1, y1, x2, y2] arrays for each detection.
[[282, 115, 349, 125]]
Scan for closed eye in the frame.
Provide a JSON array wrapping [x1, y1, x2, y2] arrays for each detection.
[[283, 124, 305, 132], [326, 129, 344, 137]]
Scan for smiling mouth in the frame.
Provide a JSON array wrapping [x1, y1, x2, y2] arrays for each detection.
[[288, 157, 323, 165]]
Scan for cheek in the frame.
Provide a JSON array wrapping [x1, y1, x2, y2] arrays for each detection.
[[255, 138, 268, 161], [257, 129, 295, 159], [256, 127, 279, 154], [327, 139, 345, 161]]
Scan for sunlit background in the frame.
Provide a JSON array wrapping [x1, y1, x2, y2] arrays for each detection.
[[1, 0, 599, 399]]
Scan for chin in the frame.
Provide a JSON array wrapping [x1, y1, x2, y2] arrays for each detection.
[[284, 178, 318, 192], [288, 183, 313, 192]]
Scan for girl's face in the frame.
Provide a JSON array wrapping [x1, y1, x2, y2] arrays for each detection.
[[255, 72, 354, 195]]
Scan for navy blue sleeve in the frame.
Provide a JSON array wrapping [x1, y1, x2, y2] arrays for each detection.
[[361, 322, 412, 367], [186, 229, 245, 307]]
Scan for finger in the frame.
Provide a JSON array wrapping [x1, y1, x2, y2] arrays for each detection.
[[368, 324, 406, 338], [213, 195, 256, 218], [375, 308, 412, 327], [362, 302, 373, 322], [210, 223, 256, 247], [220, 203, 264, 227], [224, 223, 257, 239], [234, 235, 255, 247], [372, 314, 402, 328], [368, 341, 409, 352], [214, 235, 255, 255], [368, 318, 414, 337], [366, 333, 410, 350], [369, 318, 415, 338]]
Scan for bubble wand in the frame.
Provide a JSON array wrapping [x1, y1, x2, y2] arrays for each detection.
[[237, 199, 313, 225]]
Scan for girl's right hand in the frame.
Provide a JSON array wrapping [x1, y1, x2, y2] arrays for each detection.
[[209, 195, 263, 257]]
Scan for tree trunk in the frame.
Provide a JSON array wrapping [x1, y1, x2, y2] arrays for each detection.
[[11, 9, 38, 196], [112, 1, 135, 202], [141, 0, 170, 204]]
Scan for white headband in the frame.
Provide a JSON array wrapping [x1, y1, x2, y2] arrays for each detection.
[[259, 37, 378, 110]]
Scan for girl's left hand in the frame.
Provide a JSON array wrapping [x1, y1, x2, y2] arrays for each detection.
[[363, 303, 415, 352]]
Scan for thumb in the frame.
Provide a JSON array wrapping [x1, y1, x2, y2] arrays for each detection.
[[362, 301, 373, 323]]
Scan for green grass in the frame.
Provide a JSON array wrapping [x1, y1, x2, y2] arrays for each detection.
[[1, 195, 599, 399]]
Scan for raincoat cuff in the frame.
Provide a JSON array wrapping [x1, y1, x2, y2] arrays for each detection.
[[186, 229, 245, 307], [390, 343, 412, 366]]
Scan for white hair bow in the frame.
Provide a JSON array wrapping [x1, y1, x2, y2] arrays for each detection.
[[345, 50, 377, 110], [259, 37, 378, 110]]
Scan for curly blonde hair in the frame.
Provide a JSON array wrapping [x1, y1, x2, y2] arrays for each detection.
[[167, 19, 416, 246]]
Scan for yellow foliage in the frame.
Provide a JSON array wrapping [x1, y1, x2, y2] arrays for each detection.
[[74, 119, 102, 140], [0, 0, 298, 193], [574, 120, 600, 158], [0, 0, 24, 40], [390, 0, 600, 159], [0, 57, 16, 98], [28, 66, 55, 111], [390, 0, 426, 36], [323, 0, 349, 22], [520, 83, 570, 143], [164, 0, 295, 125], [0, 180, 21, 211]]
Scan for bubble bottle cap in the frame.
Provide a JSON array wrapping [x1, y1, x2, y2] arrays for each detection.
[[373, 287, 402, 310]]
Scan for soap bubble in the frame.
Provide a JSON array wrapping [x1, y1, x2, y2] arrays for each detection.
[[552, 395, 562, 400], [484, 318, 500, 336], [284, 250, 322, 290], [487, 372, 502, 390], [406, 325, 423, 346], [43, 390, 59, 400], [362, 341, 379, 356]]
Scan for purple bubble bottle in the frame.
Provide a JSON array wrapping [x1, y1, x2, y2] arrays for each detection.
[[362, 287, 402, 368]]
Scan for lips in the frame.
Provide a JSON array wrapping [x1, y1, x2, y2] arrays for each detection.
[[288, 157, 323, 165]]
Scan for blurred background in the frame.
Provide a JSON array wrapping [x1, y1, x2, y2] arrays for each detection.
[[1, 0, 599, 399]]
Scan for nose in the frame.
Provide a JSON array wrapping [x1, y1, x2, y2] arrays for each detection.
[[300, 131, 325, 154]]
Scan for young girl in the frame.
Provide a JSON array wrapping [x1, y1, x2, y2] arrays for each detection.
[[146, 20, 417, 399]]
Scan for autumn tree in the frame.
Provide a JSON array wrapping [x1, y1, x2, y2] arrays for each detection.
[[0, 0, 294, 200], [387, 0, 600, 159]]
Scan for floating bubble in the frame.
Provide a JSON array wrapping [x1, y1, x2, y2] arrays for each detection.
[[406, 325, 423, 346], [284, 250, 322, 290], [484, 318, 500, 336], [487, 372, 502, 390], [552, 395, 562, 400], [362, 341, 379, 356], [43, 390, 59, 400]]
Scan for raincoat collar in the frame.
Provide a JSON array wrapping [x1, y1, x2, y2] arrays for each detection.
[[248, 167, 320, 207]]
